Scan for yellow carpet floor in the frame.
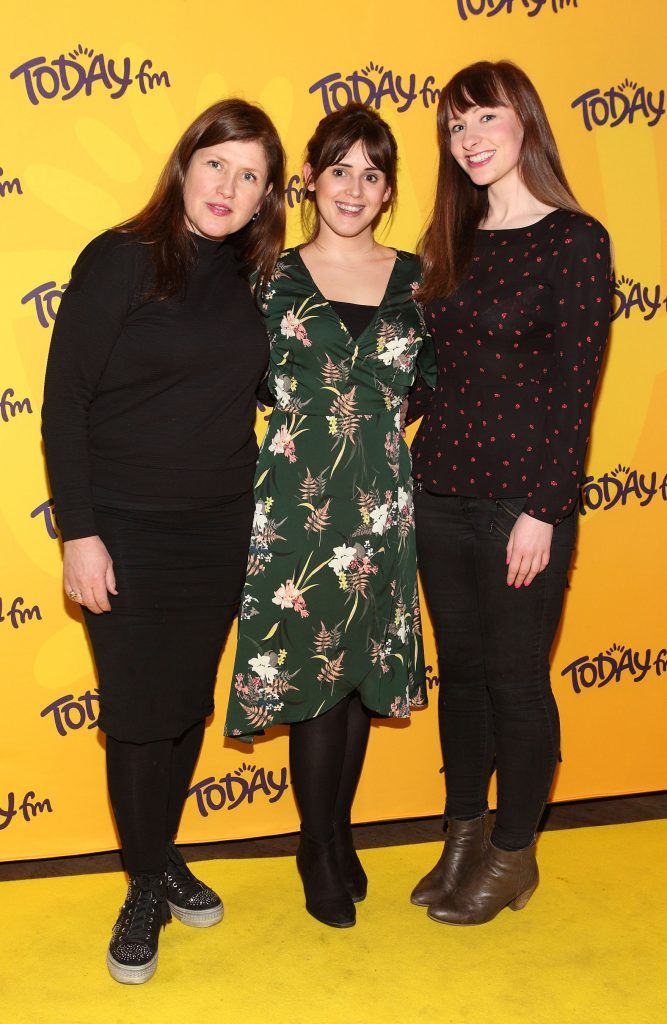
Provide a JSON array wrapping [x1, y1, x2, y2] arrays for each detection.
[[2, 820, 665, 1024]]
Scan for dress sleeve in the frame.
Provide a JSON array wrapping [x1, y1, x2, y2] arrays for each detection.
[[525, 216, 613, 525], [41, 232, 140, 540]]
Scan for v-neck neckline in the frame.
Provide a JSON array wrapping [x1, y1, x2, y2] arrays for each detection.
[[296, 247, 400, 343]]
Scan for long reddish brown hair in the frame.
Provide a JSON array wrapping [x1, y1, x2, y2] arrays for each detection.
[[117, 99, 286, 298], [418, 61, 584, 302], [301, 102, 398, 242]]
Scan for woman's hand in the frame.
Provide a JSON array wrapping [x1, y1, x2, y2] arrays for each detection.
[[506, 514, 553, 588], [63, 536, 118, 613]]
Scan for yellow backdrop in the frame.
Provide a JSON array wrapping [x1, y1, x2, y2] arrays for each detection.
[[2, 0, 666, 860]]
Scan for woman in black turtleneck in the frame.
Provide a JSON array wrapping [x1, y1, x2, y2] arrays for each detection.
[[42, 99, 285, 985]]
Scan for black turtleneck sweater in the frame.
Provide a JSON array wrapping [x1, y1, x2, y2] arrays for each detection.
[[42, 230, 269, 541]]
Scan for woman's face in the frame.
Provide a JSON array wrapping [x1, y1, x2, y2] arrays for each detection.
[[448, 104, 524, 189], [183, 139, 272, 239], [304, 139, 392, 240]]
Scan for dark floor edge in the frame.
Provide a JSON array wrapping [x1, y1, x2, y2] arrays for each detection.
[[2, 790, 666, 882]]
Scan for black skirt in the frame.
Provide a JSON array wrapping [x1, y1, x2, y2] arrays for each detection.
[[83, 494, 254, 742]]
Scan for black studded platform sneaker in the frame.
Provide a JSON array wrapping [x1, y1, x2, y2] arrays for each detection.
[[107, 874, 171, 985], [165, 841, 224, 928]]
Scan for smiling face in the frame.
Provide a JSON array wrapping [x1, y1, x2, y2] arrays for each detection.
[[448, 104, 524, 189], [182, 139, 271, 239], [304, 139, 392, 240]]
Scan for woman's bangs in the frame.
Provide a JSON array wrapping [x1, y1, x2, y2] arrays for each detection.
[[446, 69, 509, 120], [327, 130, 391, 177], [359, 133, 393, 176]]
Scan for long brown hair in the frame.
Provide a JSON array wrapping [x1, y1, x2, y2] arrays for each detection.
[[301, 102, 398, 242], [117, 99, 286, 298], [418, 61, 584, 302]]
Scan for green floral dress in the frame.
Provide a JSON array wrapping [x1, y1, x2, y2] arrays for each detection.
[[224, 247, 435, 741]]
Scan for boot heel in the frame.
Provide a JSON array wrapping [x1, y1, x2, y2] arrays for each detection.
[[509, 883, 537, 911]]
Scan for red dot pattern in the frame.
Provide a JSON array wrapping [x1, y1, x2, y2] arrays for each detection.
[[409, 210, 613, 524]]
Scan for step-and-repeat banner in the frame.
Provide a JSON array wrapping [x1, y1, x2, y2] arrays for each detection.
[[2, 1, 666, 860]]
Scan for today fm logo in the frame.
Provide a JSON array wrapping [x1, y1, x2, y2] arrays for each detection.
[[0, 165, 22, 198], [572, 78, 665, 131], [41, 690, 100, 737], [580, 465, 667, 516], [0, 595, 42, 630], [0, 790, 53, 831], [309, 61, 442, 115], [285, 175, 306, 208], [1, 388, 32, 423], [456, 0, 578, 18], [22, 280, 68, 328], [9, 42, 171, 105], [561, 643, 667, 695], [188, 762, 289, 816], [32, 498, 59, 540], [613, 275, 667, 322]]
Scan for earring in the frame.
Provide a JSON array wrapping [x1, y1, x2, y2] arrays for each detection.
[[252, 210, 260, 221]]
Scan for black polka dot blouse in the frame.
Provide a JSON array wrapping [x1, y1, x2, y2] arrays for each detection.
[[408, 209, 613, 525]]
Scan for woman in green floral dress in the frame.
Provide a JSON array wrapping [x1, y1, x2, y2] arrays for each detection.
[[225, 104, 434, 927]]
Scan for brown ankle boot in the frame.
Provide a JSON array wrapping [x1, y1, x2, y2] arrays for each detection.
[[427, 839, 539, 925], [410, 813, 491, 907]]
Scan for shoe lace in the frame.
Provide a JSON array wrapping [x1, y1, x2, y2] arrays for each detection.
[[167, 861, 202, 900], [166, 846, 200, 894], [123, 881, 164, 944]]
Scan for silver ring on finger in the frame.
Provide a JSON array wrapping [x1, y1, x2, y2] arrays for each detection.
[[68, 589, 82, 602]]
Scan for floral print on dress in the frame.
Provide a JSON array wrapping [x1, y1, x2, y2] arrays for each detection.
[[225, 248, 436, 741]]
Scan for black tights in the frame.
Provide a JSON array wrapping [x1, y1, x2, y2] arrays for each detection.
[[106, 719, 205, 876], [289, 693, 371, 842]]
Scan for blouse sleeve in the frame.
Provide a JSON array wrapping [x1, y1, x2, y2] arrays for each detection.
[[405, 290, 437, 425], [256, 376, 274, 408], [41, 232, 140, 540], [406, 329, 437, 425], [405, 374, 435, 426], [525, 216, 613, 525]]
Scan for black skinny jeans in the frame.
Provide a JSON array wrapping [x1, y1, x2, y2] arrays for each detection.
[[415, 489, 577, 850]]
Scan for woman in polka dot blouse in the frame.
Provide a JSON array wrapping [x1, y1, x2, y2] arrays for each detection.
[[407, 61, 613, 926]]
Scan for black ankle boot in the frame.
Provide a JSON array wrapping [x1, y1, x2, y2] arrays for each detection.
[[165, 841, 224, 928], [295, 829, 356, 928], [107, 874, 171, 985], [333, 819, 367, 902]]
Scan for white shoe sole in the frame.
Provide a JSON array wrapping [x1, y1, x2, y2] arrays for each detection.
[[167, 900, 224, 928], [107, 949, 157, 984]]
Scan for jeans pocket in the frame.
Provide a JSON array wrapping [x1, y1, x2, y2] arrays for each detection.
[[495, 497, 526, 521], [490, 496, 526, 541], [490, 518, 511, 541]]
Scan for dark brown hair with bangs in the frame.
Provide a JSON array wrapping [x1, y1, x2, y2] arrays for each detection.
[[302, 102, 398, 242], [117, 98, 286, 299], [417, 61, 584, 302]]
